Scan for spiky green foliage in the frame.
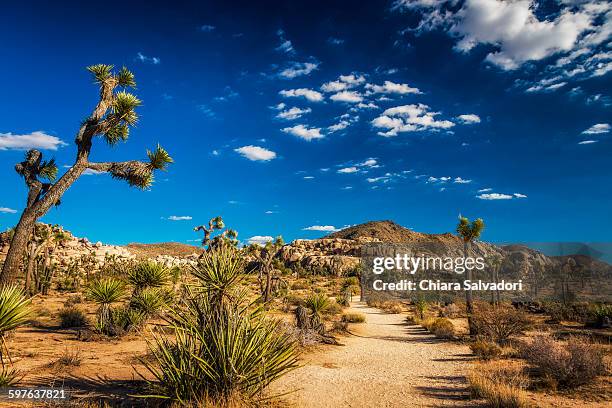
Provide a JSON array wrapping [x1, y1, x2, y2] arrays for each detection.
[[38, 158, 58, 181], [0, 364, 20, 386], [0, 285, 31, 335], [117, 66, 136, 88], [130, 288, 167, 316], [140, 246, 298, 405], [86, 278, 126, 333], [127, 261, 170, 292], [457, 216, 485, 242], [305, 293, 330, 324], [147, 144, 173, 170], [87, 64, 113, 83]]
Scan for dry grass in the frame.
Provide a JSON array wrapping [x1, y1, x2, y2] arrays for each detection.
[[342, 313, 366, 323], [381, 301, 403, 314], [468, 360, 529, 408], [51, 348, 83, 369], [470, 340, 502, 360]]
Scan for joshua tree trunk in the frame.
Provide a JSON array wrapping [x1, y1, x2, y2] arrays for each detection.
[[464, 241, 475, 335], [2, 210, 37, 285]]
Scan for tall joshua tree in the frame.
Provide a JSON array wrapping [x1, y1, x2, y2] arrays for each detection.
[[456, 215, 484, 335], [248, 236, 284, 303], [0, 65, 172, 284], [194, 216, 238, 250]]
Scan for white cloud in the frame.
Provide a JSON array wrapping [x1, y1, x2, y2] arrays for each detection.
[[279, 62, 319, 79], [265, 210, 278, 214], [234, 145, 277, 161], [276, 106, 312, 120], [282, 125, 324, 141], [338, 166, 359, 174], [478, 188, 493, 192], [513, 193, 527, 198], [0, 131, 67, 151], [330, 91, 363, 103], [200, 24, 215, 32], [211, 150, 220, 156], [454, 177, 472, 184], [303, 225, 339, 232], [365, 80, 422, 95], [168, 215, 193, 221], [477, 193, 514, 200], [327, 121, 350, 133], [83, 169, 104, 176], [371, 104, 454, 136], [321, 74, 366, 92], [276, 29, 295, 54], [361, 158, 378, 167], [456, 114, 481, 124], [582, 123, 610, 134], [248, 235, 274, 246], [578, 139, 598, 144], [136, 52, 160, 64], [303, 176, 315, 180], [279, 88, 324, 102], [328, 37, 345, 45], [0, 207, 17, 214]]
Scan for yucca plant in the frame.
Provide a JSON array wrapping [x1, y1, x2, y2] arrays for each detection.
[[0, 285, 31, 364], [129, 287, 167, 316], [305, 293, 330, 325], [86, 278, 126, 332], [140, 245, 299, 405], [127, 261, 170, 294]]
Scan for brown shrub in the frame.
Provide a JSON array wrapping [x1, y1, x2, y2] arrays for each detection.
[[430, 318, 455, 339], [381, 301, 403, 314], [59, 306, 88, 328], [472, 303, 531, 344], [440, 303, 462, 318], [468, 360, 529, 408], [521, 336, 607, 389], [471, 340, 503, 360], [342, 313, 366, 323]]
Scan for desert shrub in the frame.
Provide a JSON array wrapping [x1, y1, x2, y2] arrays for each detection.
[[110, 307, 147, 334], [141, 245, 298, 405], [325, 301, 343, 316], [290, 281, 309, 290], [129, 287, 167, 316], [542, 301, 591, 324], [429, 318, 455, 339], [59, 306, 88, 328], [86, 278, 126, 334], [53, 349, 82, 367], [283, 293, 304, 307], [342, 313, 366, 323], [470, 340, 502, 360], [440, 303, 461, 318], [64, 294, 83, 307], [382, 301, 403, 314], [414, 296, 428, 319], [472, 303, 531, 344], [366, 293, 387, 308], [521, 336, 607, 388], [468, 360, 529, 408], [336, 291, 350, 307], [0, 365, 20, 387], [587, 303, 612, 328], [419, 317, 437, 331], [127, 261, 170, 293]]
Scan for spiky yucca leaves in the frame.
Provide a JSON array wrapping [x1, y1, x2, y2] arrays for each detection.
[[190, 245, 245, 306], [86, 278, 126, 332], [305, 293, 330, 323], [130, 287, 167, 316], [127, 261, 170, 293], [0, 364, 20, 387], [0, 285, 31, 336], [141, 246, 299, 405]]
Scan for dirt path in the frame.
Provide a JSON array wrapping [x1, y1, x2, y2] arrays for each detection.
[[271, 301, 479, 408]]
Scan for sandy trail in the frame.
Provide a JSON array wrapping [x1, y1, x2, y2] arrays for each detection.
[[272, 301, 478, 408]]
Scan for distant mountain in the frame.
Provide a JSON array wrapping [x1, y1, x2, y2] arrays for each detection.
[[126, 242, 203, 259]]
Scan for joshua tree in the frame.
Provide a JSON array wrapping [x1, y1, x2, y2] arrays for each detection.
[[194, 216, 238, 250], [248, 236, 284, 303], [486, 254, 502, 304], [456, 215, 485, 335], [0, 65, 172, 283]]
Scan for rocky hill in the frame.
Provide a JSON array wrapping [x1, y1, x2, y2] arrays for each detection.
[[126, 242, 203, 259]]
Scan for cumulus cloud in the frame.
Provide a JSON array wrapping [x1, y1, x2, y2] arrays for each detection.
[[234, 145, 277, 161], [282, 124, 324, 141], [167, 215, 193, 221], [276, 106, 312, 120], [279, 62, 319, 79], [456, 114, 481, 124], [279, 88, 324, 102], [582, 123, 610, 134], [337, 166, 359, 173], [327, 121, 350, 133], [454, 177, 472, 184], [0, 207, 17, 214], [248, 235, 274, 246], [365, 80, 422, 95], [321, 74, 366, 92], [371, 104, 454, 136], [330, 91, 363, 103], [0, 131, 67, 151], [303, 225, 340, 232]]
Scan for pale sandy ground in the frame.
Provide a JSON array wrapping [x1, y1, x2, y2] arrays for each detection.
[[271, 301, 480, 408]]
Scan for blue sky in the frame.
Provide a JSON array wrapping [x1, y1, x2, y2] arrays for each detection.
[[0, 0, 611, 246]]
